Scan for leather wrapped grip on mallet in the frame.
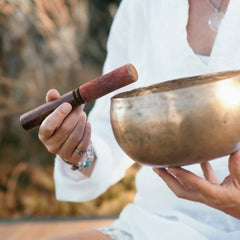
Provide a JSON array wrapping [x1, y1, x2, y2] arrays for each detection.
[[20, 64, 138, 131]]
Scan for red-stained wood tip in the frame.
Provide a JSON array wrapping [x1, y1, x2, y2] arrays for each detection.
[[127, 64, 138, 82], [79, 64, 138, 102]]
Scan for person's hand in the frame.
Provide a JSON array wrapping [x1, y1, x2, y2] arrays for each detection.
[[38, 89, 92, 165], [153, 151, 240, 219]]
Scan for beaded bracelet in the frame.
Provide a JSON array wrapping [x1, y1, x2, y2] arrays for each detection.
[[62, 142, 95, 172]]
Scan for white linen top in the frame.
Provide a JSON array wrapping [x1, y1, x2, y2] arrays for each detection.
[[54, 0, 240, 239]]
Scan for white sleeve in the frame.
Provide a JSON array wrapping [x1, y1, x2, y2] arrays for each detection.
[[54, 0, 138, 202]]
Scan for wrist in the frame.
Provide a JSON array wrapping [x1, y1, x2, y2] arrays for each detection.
[[62, 142, 96, 174]]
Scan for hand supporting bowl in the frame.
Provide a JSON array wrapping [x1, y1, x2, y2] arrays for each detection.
[[110, 70, 240, 167]]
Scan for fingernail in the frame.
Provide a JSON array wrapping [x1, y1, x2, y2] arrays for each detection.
[[60, 103, 71, 113]]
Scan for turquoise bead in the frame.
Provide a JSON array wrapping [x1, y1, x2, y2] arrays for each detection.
[[84, 161, 91, 168]]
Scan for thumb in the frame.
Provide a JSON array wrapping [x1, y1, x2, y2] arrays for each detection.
[[229, 150, 240, 184], [46, 89, 60, 102]]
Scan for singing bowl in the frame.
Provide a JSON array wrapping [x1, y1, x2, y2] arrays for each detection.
[[110, 70, 240, 167]]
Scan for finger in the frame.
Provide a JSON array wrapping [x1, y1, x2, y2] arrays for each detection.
[[46, 89, 60, 102], [39, 103, 72, 141], [71, 122, 91, 163], [200, 161, 219, 184], [57, 112, 88, 162], [229, 151, 240, 186], [45, 105, 85, 151], [167, 167, 215, 196], [75, 122, 91, 152], [153, 168, 189, 198]]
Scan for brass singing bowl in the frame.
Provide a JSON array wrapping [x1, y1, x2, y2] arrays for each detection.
[[110, 70, 240, 167]]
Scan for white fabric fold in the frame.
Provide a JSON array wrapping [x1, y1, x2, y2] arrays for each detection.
[[53, 0, 240, 238]]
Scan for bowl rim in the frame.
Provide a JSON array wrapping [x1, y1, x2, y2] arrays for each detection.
[[111, 70, 240, 101]]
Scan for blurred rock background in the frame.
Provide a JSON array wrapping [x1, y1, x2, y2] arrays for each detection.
[[0, 0, 138, 219]]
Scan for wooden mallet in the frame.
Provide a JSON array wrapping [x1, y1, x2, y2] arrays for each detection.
[[20, 64, 138, 130]]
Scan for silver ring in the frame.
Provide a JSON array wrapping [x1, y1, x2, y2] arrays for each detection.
[[62, 142, 95, 171], [75, 148, 86, 156]]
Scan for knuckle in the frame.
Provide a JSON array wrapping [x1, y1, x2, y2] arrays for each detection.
[[85, 121, 91, 132], [46, 145, 58, 154], [79, 111, 87, 122], [38, 131, 44, 142], [175, 190, 184, 198], [44, 127, 53, 137], [60, 124, 72, 136], [39, 126, 52, 141], [194, 178, 204, 189], [59, 107, 67, 115], [70, 132, 80, 144]]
